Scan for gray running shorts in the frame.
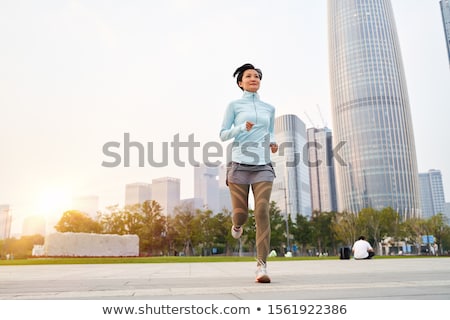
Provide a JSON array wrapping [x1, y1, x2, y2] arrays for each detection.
[[226, 162, 275, 186]]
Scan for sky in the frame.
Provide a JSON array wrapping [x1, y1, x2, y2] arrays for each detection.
[[1, 0, 449, 235]]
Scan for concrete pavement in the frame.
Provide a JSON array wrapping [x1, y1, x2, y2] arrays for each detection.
[[1, 257, 450, 300]]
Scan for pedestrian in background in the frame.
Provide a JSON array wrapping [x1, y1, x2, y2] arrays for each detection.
[[352, 236, 375, 259]]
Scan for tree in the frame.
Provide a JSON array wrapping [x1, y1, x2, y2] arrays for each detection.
[[99, 205, 141, 235], [426, 213, 448, 255], [400, 217, 423, 248], [440, 225, 450, 254], [171, 204, 197, 256], [55, 210, 102, 233], [138, 200, 166, 256], [268, 201, 289, 254], [291, 213, 312, 255], [357, 208, 382, 253], [0, 234, 45, 259], [310, 211, 336, 254], [379, 207, 400, 240], [215, 209, 234, 255], [332, 211, 358, 247], [193, 208, 217, 256]]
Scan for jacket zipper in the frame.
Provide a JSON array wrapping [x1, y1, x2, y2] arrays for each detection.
[[253, 94, 258, 124]]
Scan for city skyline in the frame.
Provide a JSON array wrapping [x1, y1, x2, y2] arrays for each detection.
[[1, 1, 449, 234]]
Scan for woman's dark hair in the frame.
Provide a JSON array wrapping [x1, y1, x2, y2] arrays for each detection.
[[233, 63, 262, 90]]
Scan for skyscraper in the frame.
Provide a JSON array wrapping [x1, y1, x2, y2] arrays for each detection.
[[272, 114, 311, 217], [0, 204, 12, 240], [151, 177, 180, 216], [194, 163, 220, 213], [445, 202, 450, 221], [440, 0, 450, 66], [419, 169, 446, 219], [125, 183, 152, 207], [328, 0, 421, 219], [307, 127, 338, 213]]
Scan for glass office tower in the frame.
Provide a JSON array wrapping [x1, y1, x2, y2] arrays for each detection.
[[327, 0, 421, 219], [307, 127, 338, 213], [272, 114, 312, 218], [440, 0, 450, 66], [419, 169, 446, 219]]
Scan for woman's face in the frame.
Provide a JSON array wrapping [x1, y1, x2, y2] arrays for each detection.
[[238, 69, 261, 92]]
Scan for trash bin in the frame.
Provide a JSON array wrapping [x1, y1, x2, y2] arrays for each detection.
[[339, 247, 351, 259]]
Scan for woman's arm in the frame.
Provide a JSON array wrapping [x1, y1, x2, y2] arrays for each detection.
[[219, 103, 246, 141]]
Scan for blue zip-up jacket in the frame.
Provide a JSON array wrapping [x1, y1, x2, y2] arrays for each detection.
[[220, 91, 276, 165]]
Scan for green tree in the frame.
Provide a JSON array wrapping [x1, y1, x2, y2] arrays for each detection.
[[291, 213, 312, 255], [357, 208, 382, 253], [241, 209, 255, 255], [426, 213, 448, 255], [214, 209, 234, 255], [440, 225, 450, 254], [138, 200, 166, 256], [0, 234, 44, 259], [310, 211, 336, 254], [332, 211, 358, 247], [171, 204, 197, 256], [55, 210, 102, 233], [268, 201, 286, 254], [400, 217, 423, 248], [99, 205, 142, 235], [193, 208, 217, 256], [379, 207, 400, 240]]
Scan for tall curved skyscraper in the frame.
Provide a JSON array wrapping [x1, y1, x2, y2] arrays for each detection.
[[327, 0, 421, 219]]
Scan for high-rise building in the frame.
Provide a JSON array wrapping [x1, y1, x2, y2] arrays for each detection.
[[419, 169, 446, 218], [0, 204, 12, 240], [445, 202, 450, 221], [151, 177, 180, 216], [125, 183, 152, 206], [72, 195, 99, 218], [307, 127, 338, 213], [328, 0, 421, 219], [194, 163, 220, 213], [272, 114, 311, 218], [440, 0, 450, 66]]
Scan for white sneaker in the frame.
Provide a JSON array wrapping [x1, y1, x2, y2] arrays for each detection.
[[255, 263, 271, 283], [231, 225, 243, 239]]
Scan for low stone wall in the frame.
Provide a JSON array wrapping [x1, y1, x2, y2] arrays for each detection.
[[43, 232, 139, 257]]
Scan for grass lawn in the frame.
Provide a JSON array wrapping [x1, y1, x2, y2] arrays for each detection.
[[0, 254, 445, 266]]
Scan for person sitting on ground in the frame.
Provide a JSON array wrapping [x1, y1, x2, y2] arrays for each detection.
[[352, 236, 375, 260]]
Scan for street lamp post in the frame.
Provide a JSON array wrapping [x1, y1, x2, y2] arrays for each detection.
[[281, 186, 291, 253]]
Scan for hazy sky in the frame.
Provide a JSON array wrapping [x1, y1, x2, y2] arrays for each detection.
[[1, 0, 449, 234]]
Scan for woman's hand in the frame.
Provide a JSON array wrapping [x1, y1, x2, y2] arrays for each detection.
[[245, 121, 255, 131]]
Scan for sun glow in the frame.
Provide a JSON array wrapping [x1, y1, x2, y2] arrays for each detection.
[[37, 187, 72, 218]]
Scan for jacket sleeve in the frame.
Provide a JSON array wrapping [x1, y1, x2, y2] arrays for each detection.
[[269, 107, 276, 144], [219, 103, 246, 142]]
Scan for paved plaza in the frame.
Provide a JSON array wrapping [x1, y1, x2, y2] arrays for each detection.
[[1, 258, 450, 300]]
